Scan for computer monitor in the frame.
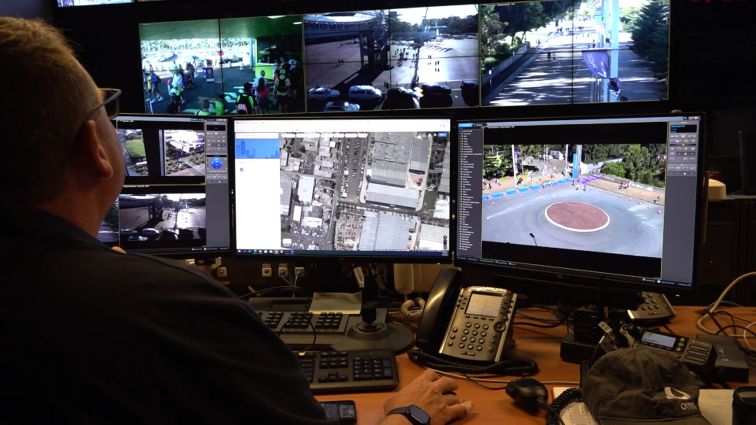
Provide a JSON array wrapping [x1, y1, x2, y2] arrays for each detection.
[[456, 113, 706, 303], [100, 114, 232, 256], [232, 117, 452, 261]]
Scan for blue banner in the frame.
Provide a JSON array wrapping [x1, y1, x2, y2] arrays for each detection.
[[581, 49, 610, 79]]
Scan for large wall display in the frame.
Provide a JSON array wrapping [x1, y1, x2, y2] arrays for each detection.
[[135, 1, 669, 115], [480, 0, 669, 107]]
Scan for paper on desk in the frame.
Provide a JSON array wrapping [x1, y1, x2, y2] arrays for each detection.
[[309, 292, 362, 314], [552, 388, 733, 425], [698, 389, 733, 425]]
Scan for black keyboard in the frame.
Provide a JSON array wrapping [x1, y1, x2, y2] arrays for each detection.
[[295, 349, 399, 394], [260, 311, 347, 334]]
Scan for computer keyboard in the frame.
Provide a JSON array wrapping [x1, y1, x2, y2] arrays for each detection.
[[295, 349, 399, 394]]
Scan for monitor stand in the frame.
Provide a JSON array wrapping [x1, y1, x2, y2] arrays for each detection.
[[332, 307, 414, 354]]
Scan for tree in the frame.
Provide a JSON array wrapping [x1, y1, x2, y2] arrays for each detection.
[[440, 15, 477, 35], [389, 15, 413, 34], [480, 4, 510, 70], [483, 146, 512, 180], [495, 2, 544, 45], [630, 0, 669, 79], [623, 144, 652, 182], [601, 161, 626, 178]]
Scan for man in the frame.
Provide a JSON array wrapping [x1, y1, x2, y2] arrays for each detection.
[[235, 81, 255, 114], [274, 67, 291, 113], [0, 18, 472, 424], [196, 99, 211, 116], [213, 93, 225, 116]]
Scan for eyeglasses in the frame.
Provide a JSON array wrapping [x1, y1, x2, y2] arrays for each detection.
[[88, 88, 121, 119]]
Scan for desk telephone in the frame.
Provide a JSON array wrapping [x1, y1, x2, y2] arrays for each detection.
[[412, 269, 537, 375]]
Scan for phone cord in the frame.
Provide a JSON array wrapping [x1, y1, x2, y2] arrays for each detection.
[[546, 388, 583, 425], [407, 349, 539, 376], [545, 360, 590, 425]]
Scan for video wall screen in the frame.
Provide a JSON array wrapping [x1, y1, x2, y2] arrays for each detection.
[[58, 0, 161, 6], [304, 5, 480, 112], [58, 0, 131, 6], [139, 16, 304, 116], [137, 1, 669, 115], [480, 0, 669, 106]]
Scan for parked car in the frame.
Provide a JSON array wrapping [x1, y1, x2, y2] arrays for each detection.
[[348, 85, 382, 107], [324, 101, 360, 112], [381, 87, 420, 110], [460, 80, 479, 106], [140, 227, 161, 240], [308, 87, 340, 101], [419, 84, 453, 108], [219, 54, 243, 64], [120, 228, 146, 242]]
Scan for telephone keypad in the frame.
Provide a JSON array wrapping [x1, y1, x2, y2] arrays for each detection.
[[440, 287, 517, 361]]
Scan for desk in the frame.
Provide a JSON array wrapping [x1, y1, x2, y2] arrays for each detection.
[[317, 307, 756, 424]]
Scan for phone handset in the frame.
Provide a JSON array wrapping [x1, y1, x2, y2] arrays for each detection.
[[415, 268, 462, 353]]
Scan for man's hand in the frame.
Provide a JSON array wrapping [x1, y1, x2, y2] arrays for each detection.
[[381, 370, 473, 425]]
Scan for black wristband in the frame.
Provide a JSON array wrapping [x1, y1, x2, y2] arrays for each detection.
[[386, 404, 430, 425]]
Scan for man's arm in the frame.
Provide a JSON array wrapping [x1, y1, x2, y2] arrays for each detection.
[[379, 370, 473, 425]]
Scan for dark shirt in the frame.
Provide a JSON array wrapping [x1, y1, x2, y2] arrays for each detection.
[[0, 208, 334, 425]]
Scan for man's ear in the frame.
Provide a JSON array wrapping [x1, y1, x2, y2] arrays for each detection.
[[75, 119, 114, 179]]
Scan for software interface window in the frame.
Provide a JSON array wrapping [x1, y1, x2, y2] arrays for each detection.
[[233, 118, 451, 257], [457, 115, 703, 287], [100, 115, 231, 255]]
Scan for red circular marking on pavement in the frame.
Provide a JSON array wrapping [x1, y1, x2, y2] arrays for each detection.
[[545, 201, 609, 232]]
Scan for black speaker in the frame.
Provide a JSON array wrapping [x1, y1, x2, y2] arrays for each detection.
[[739, 130, 756, 195]]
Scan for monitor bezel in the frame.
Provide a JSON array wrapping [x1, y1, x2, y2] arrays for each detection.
[[453, 112, 707, 297], [229, 114, 456, 264]]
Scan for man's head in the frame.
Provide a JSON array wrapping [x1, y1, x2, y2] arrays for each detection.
[[243, 82, 252, 93], [0, 18, 124, 227]]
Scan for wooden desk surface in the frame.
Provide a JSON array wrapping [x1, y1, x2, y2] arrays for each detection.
[[317, 306, 756, 425]]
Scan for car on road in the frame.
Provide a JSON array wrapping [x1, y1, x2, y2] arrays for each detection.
[[220, 55, 243, 64], [324, 101, 360, 112], [348, 85, 382, 105], [176, 54, 202, 68], [419, 84, 453, 108], [120, 228, 147, 242], [460, 80, 479, 106], [140, 227, 161, 239], [382, 87, 420, 110], [308, 87, 340, 101]]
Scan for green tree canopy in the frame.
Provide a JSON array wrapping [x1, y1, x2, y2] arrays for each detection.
[[630, 0, 669, 79], [601, 161, 626, 178]]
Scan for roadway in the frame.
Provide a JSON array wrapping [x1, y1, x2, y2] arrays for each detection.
[[482, 183, 664, 258], [485, 29, 666, 106]]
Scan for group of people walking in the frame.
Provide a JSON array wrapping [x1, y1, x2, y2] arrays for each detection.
[[145, 60, 299, 115]]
